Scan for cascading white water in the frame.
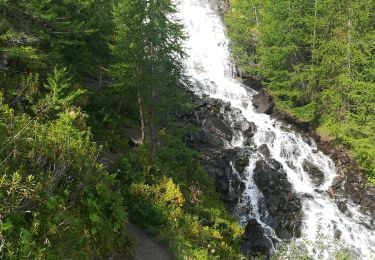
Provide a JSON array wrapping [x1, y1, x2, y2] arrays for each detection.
[[174, 0, 375, 259]]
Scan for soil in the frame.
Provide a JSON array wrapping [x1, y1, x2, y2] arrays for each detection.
[[126, 223, 176, 260]]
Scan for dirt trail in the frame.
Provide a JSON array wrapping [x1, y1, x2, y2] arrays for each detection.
[[127, 223, 176, 260]]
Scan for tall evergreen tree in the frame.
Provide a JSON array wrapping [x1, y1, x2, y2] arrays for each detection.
[[225, 0, 262, 75], [110, 0, 185, 158], [225, 0, 375, 180]]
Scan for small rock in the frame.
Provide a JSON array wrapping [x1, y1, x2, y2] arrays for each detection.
[[337, 201, 348, 213], [331, 176, 345, 188], [258, 144, 271, 158], [334, 229, 342, 239]]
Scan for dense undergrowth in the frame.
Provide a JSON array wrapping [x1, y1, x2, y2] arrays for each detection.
[[0, 78, 130, 258], [2, 0, 371, 258], [0, 0, 246, 258], [87, 87, 246, 259], [115, 129, 245, 259], [224, 0, 375, 183]]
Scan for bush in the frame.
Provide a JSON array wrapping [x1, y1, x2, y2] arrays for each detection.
[[116, 126, 245, 260], [0, 93, 131, 258]]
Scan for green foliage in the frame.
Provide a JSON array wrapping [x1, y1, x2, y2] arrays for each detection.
[[225, 0, 262, 75], [0, 5, 131, 251], [43, 67, 86, 112], [0, 0, 253, 258], [110, 0, 186, 157], [115, 125, 245, 260], [85, 87, 135, 153], [225, 0, 375, 182], [0, 95, 129, 258]]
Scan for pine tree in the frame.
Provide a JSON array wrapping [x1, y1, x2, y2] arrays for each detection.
[[110, 0, 185, 158], [225, 0, 263, 75], [225, 0, 375, 180]]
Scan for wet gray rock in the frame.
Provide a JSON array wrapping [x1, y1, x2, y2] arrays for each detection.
[[233, 152, 250, 175], [252, 92, 274, 114], [204, 116, 233, 141], [196, 150, 246, 208], [241, 75, 265, 92], [302, 160, 326, 186], [334, 228, 342, 239], [337, 201, 348, 213], [243, 122, 257, 139], [258, 144, 271, 158], [286, 161, 297, 170], [331, 176, 345, 188], [360, 188, 375, 217], [241, 219, 276, 257], [180, 98, 258, 209], [264, 131, 276, 143], [234, 120, 250, 132], [253, 160, 303, 239]]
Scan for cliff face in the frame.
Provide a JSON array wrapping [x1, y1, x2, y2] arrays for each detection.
[[242, 77, 375, 220], [179, 92, 375, 257]]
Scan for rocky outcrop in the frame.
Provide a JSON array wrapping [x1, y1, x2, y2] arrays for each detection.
[[179, 92, 375, 258], [241, 219, 276, 257], [240, 75, 274, 115], [271, 110, 375, 218], [244, 83, 374, 220], [182, 98, 233, 150], [180, 97, 305, 256], [272, 110, 375, 218], [253, 160, 303, 239], [302, 160, 326, 186], [181, 98, 255, 208], [240, 75, 265, 92], [204, 115, 233, 141], [252, 93, 274, 114], [327, 152, 375, 218], [197, 149, 246, 208]]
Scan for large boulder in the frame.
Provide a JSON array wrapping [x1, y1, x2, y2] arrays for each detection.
[[204, 115, 233, 141], [252, 92, 274, 114], [185, 132, 226, 150], [180, 98, 259, 209], [258, 144, 271, 158], [244, 122, 257, 139], [241, 75, 264, 92], [224, 147, 253, 175], [253, 160, 303, 239], [241, 219, 276, 257], [302, 160, 326, 186], [199, 150, 246, 208]]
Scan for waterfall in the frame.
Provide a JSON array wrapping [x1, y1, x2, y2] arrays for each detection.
[[174, 0, 375, 259]]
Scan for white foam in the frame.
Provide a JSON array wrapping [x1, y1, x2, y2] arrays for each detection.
[[174, 0, 375, 258]]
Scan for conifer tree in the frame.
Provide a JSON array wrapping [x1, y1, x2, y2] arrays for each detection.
[[225, 0, 375, 179], [110, 0, 185, 158]]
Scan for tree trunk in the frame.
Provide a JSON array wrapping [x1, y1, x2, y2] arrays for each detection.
[[99, 66, 103, 89], [254, 6, 259, 27], [137, 92, 145, 144], [149, 38, 157, 159], [344, 3, 353, 117], [150, 85, 157, 159], [312, 0, 318, 50], [0, 41, 12, 71], [347, 4, 352, 77]]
